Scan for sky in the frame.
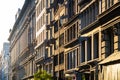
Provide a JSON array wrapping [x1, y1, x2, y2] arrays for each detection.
[[0, 0, 25, 51]]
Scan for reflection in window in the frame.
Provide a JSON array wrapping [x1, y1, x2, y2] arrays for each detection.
[[59, 33, 64, 47], [94, 33, 99, 59], [59, 52, 64, 64], [81, 41, 85, 63], [67, 49, 78, 69], [54, 55, 58, 66]]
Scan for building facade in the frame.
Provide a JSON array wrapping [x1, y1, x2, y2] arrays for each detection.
[[53, 0, 66, 79], [63, 0, 120, 80], [63, 0, 80, 80], [8, 0, 120, 80], [8, 0, 36, 80], [77, 0, 120, 80], [35, 0, 54, 76], [77, 0, 99, 80], [98, 0, 120, 80]]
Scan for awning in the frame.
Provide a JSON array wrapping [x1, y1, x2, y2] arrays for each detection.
[[99, 51, 120, 65]]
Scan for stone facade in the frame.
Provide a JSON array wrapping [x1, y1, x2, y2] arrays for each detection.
[[8, 0, 36, 80], [8, 0, 120, 80]]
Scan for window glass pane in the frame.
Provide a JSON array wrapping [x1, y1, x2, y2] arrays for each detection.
[[94, 33, 99, 59], [59, 33, 64, 47], [81, 41, 85, 62], [59, 52, 64, 64]]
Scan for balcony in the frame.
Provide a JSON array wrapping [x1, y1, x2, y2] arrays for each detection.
[[46, 8, 50, 13], [35, 56, 45, 64], [46, 20, 55, 30], [98, 1, 120, 25], [32, 39, 37, 46], [46, 25, 50, 30], [64, 38, 79, 48], [64, 22, 79, 48], [46, 3, 55, 13], [46, 38, 55, 47]]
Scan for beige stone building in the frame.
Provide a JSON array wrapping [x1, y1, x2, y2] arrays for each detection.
[[35, 0, 54, 75], [8, 0, 120, 80], [8, 0, 36, 80], [98, 0, 120, 80], [64, 0, 120, 80], [53, 0, 67, 79], [63, 0, 80, 80], [76, 0, 120, 80]]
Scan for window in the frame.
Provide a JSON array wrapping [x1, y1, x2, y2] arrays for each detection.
[[65, 31, 67, 43], [59, 18, 63, 28], [69, 52, 72, 69], [91, 71, 95, 80], [72, 24, 76, 39], [87, 37, 92, 61], [59, 33, 64, 47], [65, 22, 78, 44], [100, 0, 114, 13], [50, 46, 52, 56], [55, 71, 58, 79], [46, 15, 48, 24], [70, 27, 72, 40], [67, 29, 70, 42], [105, 28, 114, 57], [94, 33, 99, 59], [28, 27, 32, 44], [81, 2, 98, 28], [54, 38, 59, 50], [59, 52, 64, 64], [68, 0, 75, 18], [99, 0, 102, 14], [49, 64, 52, 74], [67, 49, 78, 69], [72, 50, 76, 68], [54, 20, 59, 33], [50, 10, 52, 21], [67, 53, 69, 69], [59, 70, 64, 80], [50, 28, 52, 39], [59, 15, 65, 28], [105, 0, 114, 9], [54, 55, 58, 66], [45, 48, 48, 58], [81, 41, 85, 63]]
